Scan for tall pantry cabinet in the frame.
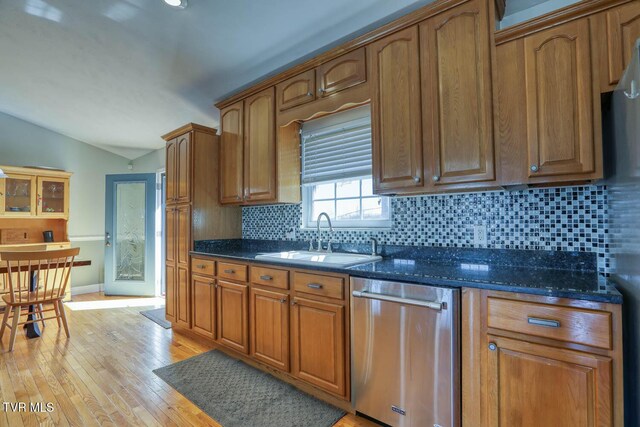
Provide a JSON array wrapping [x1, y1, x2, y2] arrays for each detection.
[[163, 123, 242, 327]]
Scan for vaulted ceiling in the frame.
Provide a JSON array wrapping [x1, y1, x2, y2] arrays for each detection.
[[0, 0, 445, 158]]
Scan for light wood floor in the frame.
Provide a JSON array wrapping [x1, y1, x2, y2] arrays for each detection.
[[0, 293, 377, 427]]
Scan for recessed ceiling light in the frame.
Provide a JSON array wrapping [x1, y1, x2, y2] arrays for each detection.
[[164, 0, 187, 9]]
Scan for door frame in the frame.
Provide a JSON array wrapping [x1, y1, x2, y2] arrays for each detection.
[[104, 173, 156, 296]]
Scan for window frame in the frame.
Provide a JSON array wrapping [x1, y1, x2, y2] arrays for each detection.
[[301, 177, 392, 230]]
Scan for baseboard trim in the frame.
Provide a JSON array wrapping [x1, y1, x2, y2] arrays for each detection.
[[71, 284, 102, 296]]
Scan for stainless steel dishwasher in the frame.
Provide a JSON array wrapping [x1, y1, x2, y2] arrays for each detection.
[[351, 278, 460, 427]]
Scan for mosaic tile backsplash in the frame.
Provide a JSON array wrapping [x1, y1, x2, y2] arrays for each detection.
[[242, 185, 611, 274]]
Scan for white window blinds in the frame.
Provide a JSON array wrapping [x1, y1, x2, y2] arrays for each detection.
[[301, 105, 372, 185]]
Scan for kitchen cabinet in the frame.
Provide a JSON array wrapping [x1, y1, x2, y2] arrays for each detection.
[[250, 287, 290, 371], [219, 102, 245, 204], [485, 336, 612, 426], [462, 289, 623, 427], [166, 203, 191, 329], [165, 132, 191, 204], [244, 87, 277, 202], [420, 0, 495, 187], [523, 19, 599, 179], [219, 89, 300, 205], [369, 26, 424, 194], [217, 280, 250, 354], [291, 295, 346, 397], [192, 274, 216, 338], [36, 176, 69, 218], [0, 167, 71, 219], [602, 1, 640, 89], [276, 69, 316, 111], [162, 123, 242, 328], [316, 48, 367, 98]]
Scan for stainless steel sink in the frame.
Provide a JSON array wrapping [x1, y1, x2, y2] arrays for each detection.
[[254, 251, 382, 268]]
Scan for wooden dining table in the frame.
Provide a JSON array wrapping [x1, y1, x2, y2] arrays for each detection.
[[0, 259, 91, 338]]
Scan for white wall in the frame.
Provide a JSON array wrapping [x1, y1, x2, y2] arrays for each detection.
[[0, 111, 131, 287], [132, 147, 165, 173]]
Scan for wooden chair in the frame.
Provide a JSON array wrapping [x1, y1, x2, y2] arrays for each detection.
[[0, 248, 79, 351]]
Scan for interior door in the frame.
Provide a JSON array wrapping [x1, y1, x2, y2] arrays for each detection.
[[104, 174, 156, 296]]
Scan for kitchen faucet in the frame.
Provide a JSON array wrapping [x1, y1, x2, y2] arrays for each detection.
[[316, 212, 334, 252]]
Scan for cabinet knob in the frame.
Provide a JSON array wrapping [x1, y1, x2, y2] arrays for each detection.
[[306, 92, 313, 97], [291, 300, 297, 306], [318, 88, 325, 93], [488, 342, 497, 351], [413, 176, 421, 183], [214, 283, 218, 289], [280, 298, 287, 304], [432, 175, 440, 182], [530, 165, 539, 172]]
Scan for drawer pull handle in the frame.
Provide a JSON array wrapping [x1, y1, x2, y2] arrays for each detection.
[[260, 275, 273, 281], [307, 283, 323, 289], [527, 317, 560, 328], [224, 269, 235, 274], [196, 264, 206, 269]]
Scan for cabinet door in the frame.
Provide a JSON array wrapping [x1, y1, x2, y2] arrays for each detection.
[[250, 288, 289, 371], [291, 296, 345, 396], [176, 204, 191, 266], [420, 0, 495, 186], [217, 280, 249, 354], [219, 102, 245, 204], [316, 48, 366, 98], [36, 177, 69, 218], [605, 2, 640, 86], [524, 20, 598, 178], [192, 274, 215, 338], [176, 132, 191, 203], [176, 265, 190, 327], [369, 27, 424, 194], [1, 173, 36, 217], [485, 335, 613, 427], [276, 69, 316, 111], [166, 138, 177, 203], [165, 207, 177, 323], [244, 87, 276, 202], [165, 263, 177, 323]]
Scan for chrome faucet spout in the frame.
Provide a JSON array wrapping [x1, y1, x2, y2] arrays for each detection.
[[316, 212, 334, 252]]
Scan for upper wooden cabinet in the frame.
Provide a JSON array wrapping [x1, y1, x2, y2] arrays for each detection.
[[244, 87, 277, 202], [369, 27, 424, 194], [276, 69, 316, 111], [420, 0, 495, 187], [316, 48, 367, 98], [0, 167, 71, 220], [524, 20, 599, 179], [606, 2, 640, 85], [219, 102, 245, 204], [219, 91, 300, 205], [165, 131, 191, 205]]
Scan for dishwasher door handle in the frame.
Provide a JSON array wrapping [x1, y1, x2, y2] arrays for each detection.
[[352, 290, 443, 310]]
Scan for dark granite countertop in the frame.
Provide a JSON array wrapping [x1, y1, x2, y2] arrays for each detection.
[[192, 239, 622, 304]]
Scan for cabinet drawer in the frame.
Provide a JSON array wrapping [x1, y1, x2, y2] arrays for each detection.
[[218, 262, 248, 282], [293, 272, 344, 300], [191, 258, 215, 277], [251, 266, 289, 290], [487, 297, 612, 350]]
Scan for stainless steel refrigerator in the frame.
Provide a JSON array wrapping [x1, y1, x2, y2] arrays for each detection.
[[607, 38, 640, 427]]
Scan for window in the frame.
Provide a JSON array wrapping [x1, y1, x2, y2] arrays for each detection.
[[301, 106, 391, 229]]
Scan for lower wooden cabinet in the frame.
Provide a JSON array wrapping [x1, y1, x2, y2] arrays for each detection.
[[485, 335, 613, 427], [217, 280, 249, 354], [191, 274, 216, 338], [291, 296, 346, 397], [250, 287, 290, 371], [176, 265, 190, 328], [463, 289, 623, 427]]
